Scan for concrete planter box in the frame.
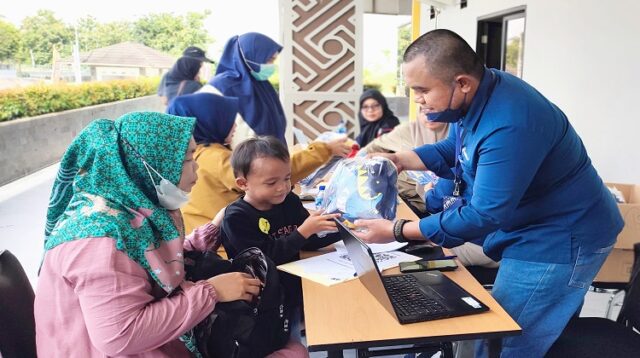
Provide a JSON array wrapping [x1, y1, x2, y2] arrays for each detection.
[[0, 95, 164, 185]]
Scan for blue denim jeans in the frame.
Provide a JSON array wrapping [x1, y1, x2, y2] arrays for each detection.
[[476, 242, 614, 357]]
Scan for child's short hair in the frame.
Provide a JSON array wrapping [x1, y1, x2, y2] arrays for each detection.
[[231, 136, 290, 178]]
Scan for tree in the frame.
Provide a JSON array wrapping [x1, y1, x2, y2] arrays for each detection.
[[0, 19, 21, 63], [19, 10, 73, 65], [505, 35, 522, 77], [76, 15, 99, 51], [77, 16, 134, 52], [133, 11, 212, 56]]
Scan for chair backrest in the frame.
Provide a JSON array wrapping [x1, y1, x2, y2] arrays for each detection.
[[0, 250, 37, 358], [617, 243, 640, 330]]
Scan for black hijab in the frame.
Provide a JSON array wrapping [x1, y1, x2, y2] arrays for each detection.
[[162, 57, 203, 103], [356, 89, 400, 147]]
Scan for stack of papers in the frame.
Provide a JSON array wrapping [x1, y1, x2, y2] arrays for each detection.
[[278, 243, 419, 286], [333, 240, 407, 254]]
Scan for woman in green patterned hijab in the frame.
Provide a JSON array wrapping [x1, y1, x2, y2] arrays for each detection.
[[35, 112, 261, 357], [44, 112, 196, 290]]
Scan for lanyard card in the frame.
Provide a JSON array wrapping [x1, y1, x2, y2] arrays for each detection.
[[443, 195, 464, 212]]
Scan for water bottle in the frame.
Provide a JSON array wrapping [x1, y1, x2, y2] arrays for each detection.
[[336, 120, 347, 134], [315, 185, 326, 210]]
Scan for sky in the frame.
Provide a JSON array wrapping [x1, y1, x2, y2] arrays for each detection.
[[1, 0, 410, 72]]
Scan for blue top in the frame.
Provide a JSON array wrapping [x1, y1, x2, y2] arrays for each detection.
[[425, 178, 483, 247], [415, 68, 623, 263], [209, 33, 287, 143], [166, 92, 239, 146]]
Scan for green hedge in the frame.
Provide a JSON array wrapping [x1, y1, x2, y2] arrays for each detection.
[[363, 83, 382, 92], [0, 77, 160, 122]]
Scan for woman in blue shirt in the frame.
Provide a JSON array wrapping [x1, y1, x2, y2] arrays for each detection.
[[355, 29, 623, 357]]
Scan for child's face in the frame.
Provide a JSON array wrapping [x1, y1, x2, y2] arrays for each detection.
[[236, 156, 292, 210]]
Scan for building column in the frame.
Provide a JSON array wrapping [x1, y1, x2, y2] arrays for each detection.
[[279, 0, 363, 143], [408, 0, 422, 122]]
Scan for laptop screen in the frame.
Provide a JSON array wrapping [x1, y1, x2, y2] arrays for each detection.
[[334, 219, 398, 320]]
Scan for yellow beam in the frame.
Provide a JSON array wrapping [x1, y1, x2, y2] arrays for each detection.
[[409, 0, 421, 121]]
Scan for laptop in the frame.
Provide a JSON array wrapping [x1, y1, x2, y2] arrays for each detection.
[[335, 219, 489, 324]]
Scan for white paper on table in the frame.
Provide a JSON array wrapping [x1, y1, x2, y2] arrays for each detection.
[[333, 240, 408, 254], [302, 201, 317, 210], [277, 250, 420, 286]]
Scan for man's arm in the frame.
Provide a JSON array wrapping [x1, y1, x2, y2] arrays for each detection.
[[412, 124, 457, 178], [363, 122, 412, 154], [418, 125, 550, 246]]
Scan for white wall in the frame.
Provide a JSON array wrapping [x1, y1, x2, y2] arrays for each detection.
[[420, 0, 640, 183], [96, 66, 141, 81]]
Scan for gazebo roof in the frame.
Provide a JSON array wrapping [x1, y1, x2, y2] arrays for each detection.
[[59, 42, 176, 68]]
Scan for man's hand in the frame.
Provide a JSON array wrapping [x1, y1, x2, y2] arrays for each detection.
[[353, 218, 395, 244], [367, 152, 404, 172], [206, 272, 262, 302]]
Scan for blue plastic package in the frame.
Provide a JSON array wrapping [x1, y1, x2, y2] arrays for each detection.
[[405, 170, 439, 186], [319, 157, 398, 222]]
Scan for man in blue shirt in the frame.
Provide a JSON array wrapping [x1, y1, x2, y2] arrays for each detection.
[[355, 29, 623, 357]]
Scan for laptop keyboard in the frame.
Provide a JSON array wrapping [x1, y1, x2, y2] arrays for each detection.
[[383, 275, 449, 317]]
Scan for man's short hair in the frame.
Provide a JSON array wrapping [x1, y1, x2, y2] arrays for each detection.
[[231, 136, 290, 178], [403, 29, 484, 82]]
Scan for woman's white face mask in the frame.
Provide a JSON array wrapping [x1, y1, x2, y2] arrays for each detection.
[[143, 161, 190, 210]]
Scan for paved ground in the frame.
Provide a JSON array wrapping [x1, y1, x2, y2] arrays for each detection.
[[0, 163, 58, 286]]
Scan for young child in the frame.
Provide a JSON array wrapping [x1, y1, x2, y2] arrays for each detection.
[[221, 136, 342, 309], [167, 92, 352, 235]]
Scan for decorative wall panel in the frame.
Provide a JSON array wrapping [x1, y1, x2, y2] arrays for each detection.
[[280, 0, 362, 142]]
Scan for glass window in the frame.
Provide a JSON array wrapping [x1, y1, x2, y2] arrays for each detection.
[[502, 14, 526, 78], [476, 8, 526, 78]]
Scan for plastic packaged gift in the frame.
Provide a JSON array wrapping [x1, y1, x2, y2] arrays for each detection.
[[319, 157, 398, 223], [405, 170, 439, 186], [299, 156, 343, 189], [298, 131, 351, 189]]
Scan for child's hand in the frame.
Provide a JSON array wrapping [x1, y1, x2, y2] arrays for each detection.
[[325, 136, 352, 157], [298, 212, 341, 239]]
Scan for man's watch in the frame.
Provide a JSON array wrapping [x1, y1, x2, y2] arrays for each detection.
[[393, 219, 410, 243]]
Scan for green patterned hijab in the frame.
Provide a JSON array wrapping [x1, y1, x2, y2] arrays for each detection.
[[44, 112, 195, 292]]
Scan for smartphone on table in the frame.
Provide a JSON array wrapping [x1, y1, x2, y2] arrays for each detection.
[[399, 259, 458, 273]]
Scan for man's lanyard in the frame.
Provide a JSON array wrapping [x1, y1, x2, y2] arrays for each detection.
[[445, 68, 497, 207], [453, 124, 466, 197]]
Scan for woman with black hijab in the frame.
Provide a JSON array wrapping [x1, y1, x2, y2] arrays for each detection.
[[356, 89, 400, 147], [160, 57, 204, 106]]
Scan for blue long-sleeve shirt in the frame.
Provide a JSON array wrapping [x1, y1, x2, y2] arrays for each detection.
[[415, 68, 623, 263]]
